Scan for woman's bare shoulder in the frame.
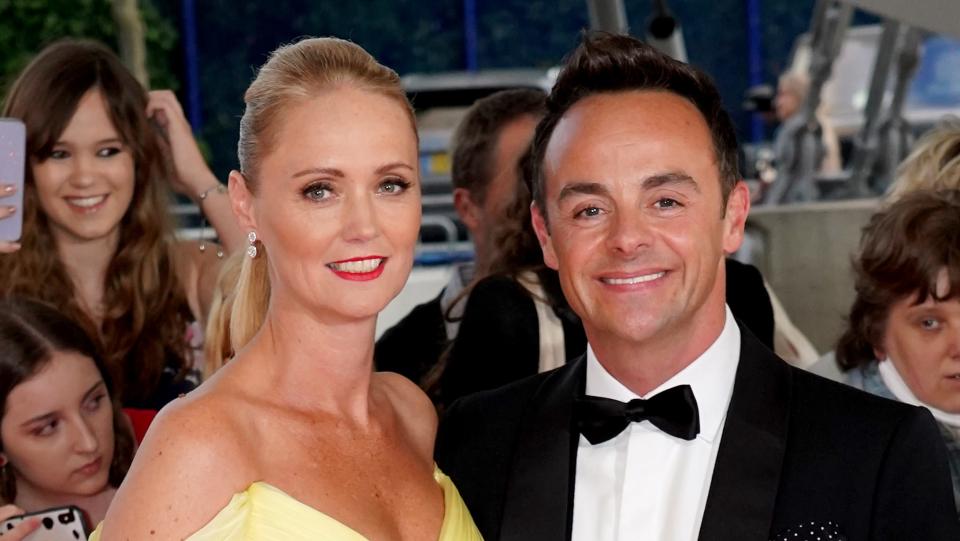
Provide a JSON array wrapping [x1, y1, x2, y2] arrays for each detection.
[[99, 388, 255, 539], [374, 372, 438, 462], [148, 384, 246, 449]]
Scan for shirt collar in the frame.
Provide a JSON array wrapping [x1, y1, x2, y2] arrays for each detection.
[[585, 305, 741, 443]]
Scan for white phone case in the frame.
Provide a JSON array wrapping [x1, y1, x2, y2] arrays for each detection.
[[0, 505, 88, 541]]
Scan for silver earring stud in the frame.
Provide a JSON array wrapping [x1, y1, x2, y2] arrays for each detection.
[[247, 231, 258, 259]]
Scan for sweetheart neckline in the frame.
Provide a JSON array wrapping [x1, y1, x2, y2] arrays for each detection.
[[240, 481, 371, 539], [198, 467, 452, 540]]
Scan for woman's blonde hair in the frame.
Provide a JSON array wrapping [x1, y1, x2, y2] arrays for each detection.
[[886, 117, 960, 203], [227, 37, 415, 353], [202, 252, 245, 377]]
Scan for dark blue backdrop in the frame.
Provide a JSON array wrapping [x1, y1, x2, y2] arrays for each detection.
[[180, 0, 824, 178]]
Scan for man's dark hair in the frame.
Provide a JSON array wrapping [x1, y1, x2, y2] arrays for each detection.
[[451, 88, 547, 203], [531, 32, 740, 220]]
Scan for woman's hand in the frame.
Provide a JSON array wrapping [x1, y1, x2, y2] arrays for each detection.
[[0, 504, 41, 540], [148, 93, 243, 308], [146, 90, 219, 201], [0, 183, 22, 254]]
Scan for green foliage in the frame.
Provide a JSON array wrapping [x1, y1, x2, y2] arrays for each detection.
[[0, 0, 179, 96]]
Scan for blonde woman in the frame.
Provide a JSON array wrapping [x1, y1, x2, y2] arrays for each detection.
[[95, 37, 481, 540], [885, 117, 960, 202]]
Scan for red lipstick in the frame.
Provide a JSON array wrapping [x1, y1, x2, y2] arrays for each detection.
[[326, 256, 387, 281]]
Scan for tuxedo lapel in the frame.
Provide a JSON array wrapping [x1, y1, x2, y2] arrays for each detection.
[[698, 327, 792, 541], [500, 356, 585, 541]]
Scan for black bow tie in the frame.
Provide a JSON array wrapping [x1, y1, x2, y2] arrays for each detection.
[[574, 385, 700, 444]]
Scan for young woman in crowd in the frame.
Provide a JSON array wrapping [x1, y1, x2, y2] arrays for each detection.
[[836, 189, 960, 513], [0, 297, 135, 531], [95, 37, 481, 539], [0, 39, 242, 408]]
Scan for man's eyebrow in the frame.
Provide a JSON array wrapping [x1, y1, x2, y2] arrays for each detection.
[[641, 172, 699, 192], [557, 181, 610, 202]]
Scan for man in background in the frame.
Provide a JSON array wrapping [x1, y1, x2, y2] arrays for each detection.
[[375, 89, 546, 384]]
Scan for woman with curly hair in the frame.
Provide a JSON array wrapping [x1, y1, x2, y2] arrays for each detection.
[[0, 40, 242, 408], [836, 189, 960, 514]]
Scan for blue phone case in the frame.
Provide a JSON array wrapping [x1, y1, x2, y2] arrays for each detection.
[[0, 118, 25, 242]]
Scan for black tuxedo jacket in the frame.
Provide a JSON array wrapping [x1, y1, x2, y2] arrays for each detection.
[[375, 293, 447, 384], [436, 326, 960, 540]]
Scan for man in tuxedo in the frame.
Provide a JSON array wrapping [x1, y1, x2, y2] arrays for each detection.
[[435, 33, 959, 540], [376, 88, 546, 382]]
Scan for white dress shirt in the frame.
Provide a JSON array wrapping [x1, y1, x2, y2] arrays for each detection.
[[572, 306, 741, 541]]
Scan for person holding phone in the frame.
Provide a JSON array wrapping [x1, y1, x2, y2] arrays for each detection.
[[0, 118, 25, 254], [0, 297, 135, 531], [0, 504, 40, 540], [0, 40, 243, 409], [95, 36, 482, 540], [0, 186, 22, 254]]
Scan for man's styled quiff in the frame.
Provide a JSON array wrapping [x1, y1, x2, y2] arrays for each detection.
[[530, 32, 740, 220]]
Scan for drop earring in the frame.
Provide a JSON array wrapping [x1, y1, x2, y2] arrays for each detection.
[[246, 231, 258, 259]]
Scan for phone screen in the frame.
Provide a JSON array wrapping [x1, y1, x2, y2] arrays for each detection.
[[0, 118, 26, 243]]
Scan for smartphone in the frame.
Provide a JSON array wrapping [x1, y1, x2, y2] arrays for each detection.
[[0, 505, 88, 540], [0, 118, 25, 243]]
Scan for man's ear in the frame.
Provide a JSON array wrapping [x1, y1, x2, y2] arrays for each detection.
[[721, 180, 751, 255], [228, 170, 258, 233], [453, 187, 481, 233], [531, 202, 559, 270]]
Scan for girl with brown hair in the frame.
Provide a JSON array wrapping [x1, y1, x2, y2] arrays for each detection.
[[0, 297, 135, 531], [0, 39, 243, 409]]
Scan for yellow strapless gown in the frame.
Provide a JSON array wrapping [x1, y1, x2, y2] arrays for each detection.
[[90, 468, 482, 540]]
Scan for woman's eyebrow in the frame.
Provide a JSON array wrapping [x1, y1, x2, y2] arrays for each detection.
[[82, 380, 107, 399], [375, 161, 415, 174], [21, 411, 56, 428], [292, 166, 345, 179]]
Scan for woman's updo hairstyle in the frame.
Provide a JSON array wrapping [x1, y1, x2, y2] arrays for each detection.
[[229, 37, 416, 352]]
